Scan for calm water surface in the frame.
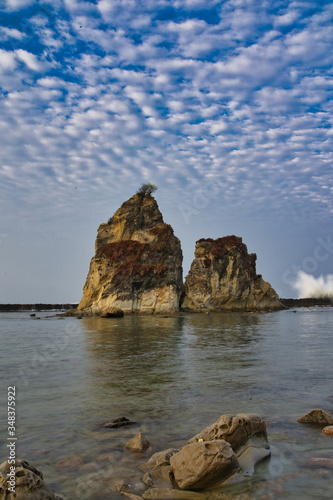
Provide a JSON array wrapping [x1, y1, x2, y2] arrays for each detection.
[[1, 308, 333, 499]]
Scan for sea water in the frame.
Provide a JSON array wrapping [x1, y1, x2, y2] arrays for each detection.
[[0, 308, 333, 499]]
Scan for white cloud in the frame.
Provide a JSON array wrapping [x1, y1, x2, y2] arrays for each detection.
[[0, 26, 26, 40], [4, 0, 34, 10], [15, 49, 47, 71], [0, 49, 17, 70]]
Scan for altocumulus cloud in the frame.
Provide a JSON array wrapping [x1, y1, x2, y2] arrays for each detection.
[[0, 0, 333, 301]]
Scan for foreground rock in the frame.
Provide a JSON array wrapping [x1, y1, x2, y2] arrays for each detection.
[[181, 236, 282, 312], [0, 460, 62, 500], [170, 440, 240, 490], [297, 409, 333, 425], [77, 192, 183, 316], [322, 426, 333, 435], [141, 413, 270, 494]]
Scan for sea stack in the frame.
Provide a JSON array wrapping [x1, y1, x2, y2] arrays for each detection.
[[180, 236, 282, 312], [78, 191, 183, 315]]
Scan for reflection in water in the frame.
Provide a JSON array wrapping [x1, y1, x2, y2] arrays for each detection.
[[1, 309, 333, 499]]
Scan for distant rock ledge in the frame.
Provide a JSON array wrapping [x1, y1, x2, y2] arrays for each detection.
[[0, 303, 78, 312], [76, 192, 283, 316], [280, 297, 332, 308]]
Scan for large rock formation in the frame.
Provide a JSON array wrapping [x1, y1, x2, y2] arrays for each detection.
[[78, 193, 183, 315], [181, 236, 282, 312]]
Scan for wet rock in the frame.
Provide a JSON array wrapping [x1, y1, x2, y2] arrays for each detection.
[[297, 409, 333, 425], [141, 449, 179, 472], [108, 478, 129, 491], [322, 425, 333, 435], [188, 413, 269, 454], [0, 459, 59, 500], [126, 432, 151, 452], [143, 465, 174, 489], [102, 416, 137, 428], [169, 440, 240, 490], [237, 445, 271, 477]]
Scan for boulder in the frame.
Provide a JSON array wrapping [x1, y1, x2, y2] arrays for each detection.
[[169, 440, 240, 490], [188, 413, 269, 454], [181, 236, 282, 312], [125, 432, 151, 452], [0, 460, 61, 500], [297, 409, 333, 425]]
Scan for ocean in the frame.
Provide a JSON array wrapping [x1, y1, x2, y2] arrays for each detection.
[[1, 308, 333, 499]]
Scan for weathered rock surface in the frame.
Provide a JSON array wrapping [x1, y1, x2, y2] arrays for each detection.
[[297, 409, 333, 425], [78, 193, 183, 315], [188, 413, 269, 454], [181, 236, 281, 312], [0, 460, 62, 500], [126, 432, 151, 452], [169, 440, 240, 490]]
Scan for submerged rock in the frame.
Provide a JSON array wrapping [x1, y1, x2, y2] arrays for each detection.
[[0, 460, 62, 500], [102, 417, 137, 428], [322, 425, 333, 435], [297, 409, 333, 425], [78, 192, 183, 316], [181, 236, 282, 312]]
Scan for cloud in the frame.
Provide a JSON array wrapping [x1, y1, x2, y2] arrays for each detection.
[[3, 0, 34, 10]]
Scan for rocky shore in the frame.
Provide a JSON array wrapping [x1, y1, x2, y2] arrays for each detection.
[[2, 408, 332, 500]]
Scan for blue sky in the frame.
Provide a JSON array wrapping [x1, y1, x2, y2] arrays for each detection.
[[0, 0, 333, 303]]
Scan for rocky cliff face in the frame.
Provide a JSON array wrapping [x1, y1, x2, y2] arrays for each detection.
[[181, 236, 282, 312], [78, 193, 183, 315]]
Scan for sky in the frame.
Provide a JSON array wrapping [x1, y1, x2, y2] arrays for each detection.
[[0, 0, 333, 303]]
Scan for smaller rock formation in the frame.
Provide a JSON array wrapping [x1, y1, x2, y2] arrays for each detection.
[[181, 236, 281, 312], [322, 426, 333, 435], [126, 432, 151, 452], [297, 409, 333, 425], [0, 460, 62, 500]]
